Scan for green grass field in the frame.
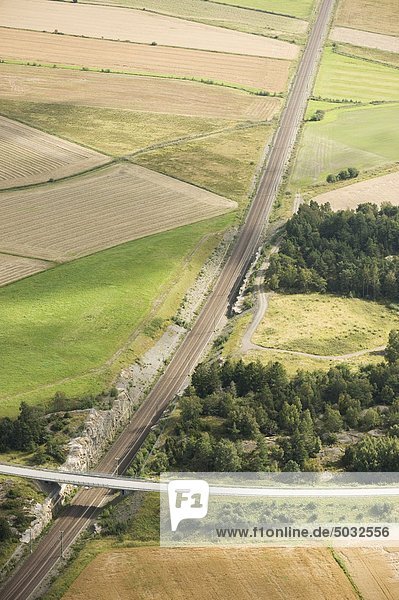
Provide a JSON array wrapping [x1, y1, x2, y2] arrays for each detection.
[[292, 102, 399, 187], [214, 0, 315, 19], [253, 293, 397, 355], [134, 123, 271, 206], [0, 215, 233, 416], [314, 47, 399, 103], [80, 0, 307, 36], [0, 100, 239, 157], [334, 43, 399, 69]]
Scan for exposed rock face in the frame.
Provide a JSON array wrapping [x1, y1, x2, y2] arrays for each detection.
[[20, 496, 53, 544], [57, 324, 186, 497]]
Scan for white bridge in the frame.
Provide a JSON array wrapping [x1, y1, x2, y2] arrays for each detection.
[[1, 463, 399, 497]]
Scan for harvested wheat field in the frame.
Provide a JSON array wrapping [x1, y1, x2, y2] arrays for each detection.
[[312, 171, 399, 211], [0, 163, 236, 262], [338, 548, 399, 600], [0, 28, 290, 93], [0, 65, 281, 121], [335, 0, 399, 37], [0, 254, 51, 287], [61, 547, 358, 600], [0, 115, 110, 189], [0, 0, 299, 60], [330, 27, 399, 54]]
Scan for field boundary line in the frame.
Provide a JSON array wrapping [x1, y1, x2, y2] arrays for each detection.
[[330, 549, 365, 600], [126, 120, 270, 159], [332, 44, 399, 71]]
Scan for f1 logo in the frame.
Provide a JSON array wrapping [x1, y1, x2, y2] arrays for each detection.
[[168, 479, 209, 531]]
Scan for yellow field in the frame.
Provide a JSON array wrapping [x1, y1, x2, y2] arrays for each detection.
[[335, 0, 399, 37], [0, 253, 51, 287], [0, 64, 282, 121], [330, 27, 399, 53], [313, 171, 399, 211], [338, 548, 399, 600], [0, 0, 299, 59], [0, 115, 110, 189], [62, 547, 358, 600], [0, 28, 290, 93], [0, 163, 236, 262]]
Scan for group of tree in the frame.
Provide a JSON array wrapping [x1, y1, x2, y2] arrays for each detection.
[[309, 109, 325, 122], [266, 202, 399, 298], [153, 338, 399, 472], [326, 167, 358, 183], [0, 402, 65, 464]]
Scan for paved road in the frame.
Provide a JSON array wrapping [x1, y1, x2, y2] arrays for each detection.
[[0, 1, 335, 598]]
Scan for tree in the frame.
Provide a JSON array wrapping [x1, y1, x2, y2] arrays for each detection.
[[0, 517, 12, 542], [386, 330, 399, 364], [214, 439, 242, 471], [179, 396, 202, 431], [326, 174, 337, 184], [323, 405, 343, 433]]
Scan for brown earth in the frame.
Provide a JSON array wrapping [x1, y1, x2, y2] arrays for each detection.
[[339, 547, 399, 600], [330, 27, 399, 54], [0, 0, 299, 59], [335, 0, 399, 37], [61, 547, 359, 600], [0, 163, 236, 262], [0, 64, 282, 121], [0, 253, 51, 286], [0, 114, 110, 189], [0, 28, 290, 92], [312, 171, 399, 211]]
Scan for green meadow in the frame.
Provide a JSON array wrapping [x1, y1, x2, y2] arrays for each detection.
[[0, 215, 233, 416], [213, 0, 315, 19], [292, 102, 399, 186], [314, 47, 399, 102]]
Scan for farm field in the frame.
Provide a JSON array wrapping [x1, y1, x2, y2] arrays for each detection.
[[0, 65, 282, 121], [330, 27, 399, 54], [0, 254, 51, 287], [0, 0, 299, 60], [79, 0, 308, 37], [252, 293, 397, 356], [314, 47, 399, 102], [0, 100, 242, 157], [61, 547, 358, 600], [312, 170, 399, 211], [214, 0, 316, 20], [333, 43, 399, 69], [0, 214, 233, 415], [134, 123, 271, 206], [291, 103, 399, 187], [334, 0, 399, 37], [338, 548, 399, 600], [0, 163, 236, 262], [0, 114, 110, 189], [0, 100, 244, 157], [0, 28, 291, 93]]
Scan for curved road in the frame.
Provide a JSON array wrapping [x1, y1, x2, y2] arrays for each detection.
[[1, 1, 335, 598]]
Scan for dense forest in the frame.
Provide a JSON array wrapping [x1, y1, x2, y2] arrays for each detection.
[[266, 202, 399, 299], [147, 331, 399, 474]]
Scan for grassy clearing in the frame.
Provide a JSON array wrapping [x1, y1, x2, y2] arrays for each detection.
[[245, 349, 383, 375], [0, 100, 240, 157], [133, 123, 272, 207], [291, 103, 399, 187], [252, 293, 397, 356], [334, 43, 399, 69], [0, 215, 233, 416], [214, 0, 316, 20], [335, 0, 399, 37], [80, 0, 307, 36], [314, 47, 399, 102]]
